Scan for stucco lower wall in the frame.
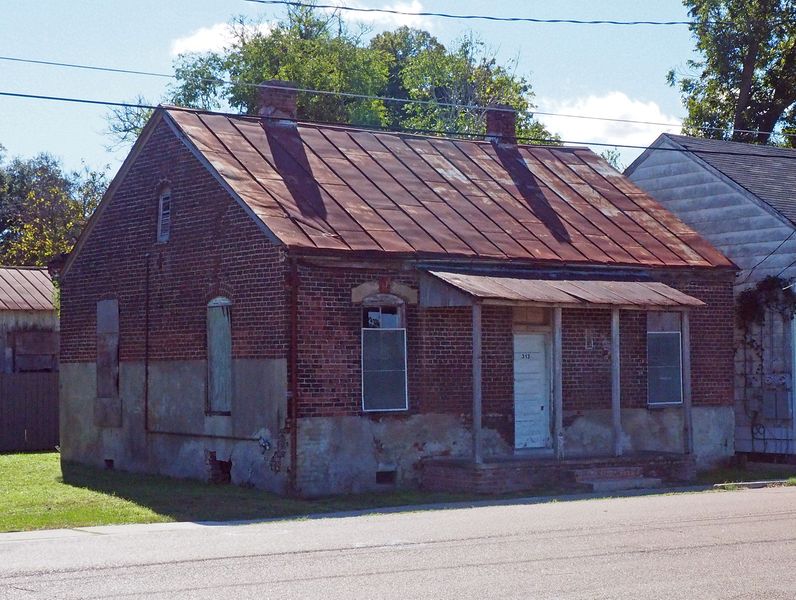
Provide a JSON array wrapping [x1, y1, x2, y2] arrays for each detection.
[[60, 359, 289, 493], [295, 414, 510, 497], [562, 406, 734, 467]]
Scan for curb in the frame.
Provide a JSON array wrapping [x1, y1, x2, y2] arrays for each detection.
[[713, 479, 793, 490]]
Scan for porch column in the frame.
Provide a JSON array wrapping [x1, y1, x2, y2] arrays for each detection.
[[553, 307, 563, 459], [472, 302, 483, 464], [611, 308, 623, 456], [682, 310, 694, 454]]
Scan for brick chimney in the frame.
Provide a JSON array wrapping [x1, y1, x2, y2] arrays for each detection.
[[486, 104, 517, 144], [257, 80, 298, 121]]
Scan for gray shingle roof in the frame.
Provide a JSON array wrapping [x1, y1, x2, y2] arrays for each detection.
[[662, 134, 796, 224]]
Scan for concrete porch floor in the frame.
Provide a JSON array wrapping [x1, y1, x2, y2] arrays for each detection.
[[420, 452, 696, 495]]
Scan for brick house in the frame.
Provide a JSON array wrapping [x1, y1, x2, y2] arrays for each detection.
[[59, 84, 735, 496]]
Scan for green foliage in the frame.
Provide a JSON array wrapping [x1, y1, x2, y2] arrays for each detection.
[[108, 9, 554, 143], [599, 148, 624, 171], [736, 275, 796, 328], [0, 153, 107, 266], [670, 0, 796, 144]]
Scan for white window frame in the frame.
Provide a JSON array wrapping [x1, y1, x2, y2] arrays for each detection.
[[647, 329, 684, 407], [360, 302, 409, 413], [157, 188, 171, 243]]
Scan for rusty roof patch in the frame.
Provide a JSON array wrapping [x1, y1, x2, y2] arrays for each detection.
[[0, 267, 55, 311], [165, 108, 732, 269]]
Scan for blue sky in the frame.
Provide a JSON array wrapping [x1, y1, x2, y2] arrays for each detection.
[[0, 1, 697, 173]]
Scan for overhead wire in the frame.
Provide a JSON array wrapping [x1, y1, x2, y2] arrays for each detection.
[[5, 53, 796, 141], [4, 89, 796, 162], [241, 0, 697, 26]]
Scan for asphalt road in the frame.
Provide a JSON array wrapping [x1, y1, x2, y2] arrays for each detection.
[[2, 487, 796, 599]]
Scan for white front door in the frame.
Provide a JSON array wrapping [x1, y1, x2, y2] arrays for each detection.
[[513, 333, 551, 449]]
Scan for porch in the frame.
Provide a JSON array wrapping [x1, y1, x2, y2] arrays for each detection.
[[419, 270, 704, 492]]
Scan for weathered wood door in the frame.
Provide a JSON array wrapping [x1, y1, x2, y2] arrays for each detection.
[[513, 333, 551, 449]]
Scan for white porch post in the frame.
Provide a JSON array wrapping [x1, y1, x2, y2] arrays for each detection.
[[682, 310, 694, 455], [553, 307, 564, 459], [611, 308, 623, 456], [472, 302, 483, 464]]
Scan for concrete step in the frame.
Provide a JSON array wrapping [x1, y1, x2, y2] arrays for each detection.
[[583, 477, 663, 493], [574, 466, 643, 482]]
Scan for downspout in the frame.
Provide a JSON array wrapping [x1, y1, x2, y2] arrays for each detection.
[[289, 256, 300, 495], [144, 252, 150, 432]]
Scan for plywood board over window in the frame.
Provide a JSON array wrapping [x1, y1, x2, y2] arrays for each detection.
[[95, 299, 121, 427], [207, 297, 233, 414]]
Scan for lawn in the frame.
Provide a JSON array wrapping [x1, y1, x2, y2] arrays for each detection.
[[0, 452, 481, 533], [4, 453, 796, 534]]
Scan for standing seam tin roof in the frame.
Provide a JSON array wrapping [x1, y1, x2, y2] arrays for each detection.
[[166, 108, 732, 269], [0, 267, 55, 311]]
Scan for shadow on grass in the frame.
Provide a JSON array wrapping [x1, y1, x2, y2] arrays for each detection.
[[58, 461, 709, 527]]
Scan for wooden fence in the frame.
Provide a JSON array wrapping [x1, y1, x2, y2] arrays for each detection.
[[0, 373, 59, 452]]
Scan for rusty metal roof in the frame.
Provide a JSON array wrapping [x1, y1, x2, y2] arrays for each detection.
[[0, 267, 55, 311], [425, 271, 704, 309], [166, 108, 731, 269]]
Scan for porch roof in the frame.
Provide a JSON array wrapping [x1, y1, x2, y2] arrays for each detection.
[[421, 270, 704, 310]]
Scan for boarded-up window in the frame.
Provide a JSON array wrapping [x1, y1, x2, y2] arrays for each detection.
[[647, 312, 682, 406], [96, 299, 119, 399], [157, 188, 171, 243], [14, 331, 58, 372], [362, 305, 408, 412], [207, 297, 232, 414]]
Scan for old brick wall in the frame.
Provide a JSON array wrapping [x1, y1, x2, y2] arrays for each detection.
[[294, 264, 514, 436], [293, 263, 733, 447], [61, 116, 288, 365], [663, 270, 735, 407]]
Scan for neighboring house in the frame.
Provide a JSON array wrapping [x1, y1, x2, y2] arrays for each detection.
[[59, 83, 735, 497], [627, 134, 796, 459], [0, 267, 59, 452]]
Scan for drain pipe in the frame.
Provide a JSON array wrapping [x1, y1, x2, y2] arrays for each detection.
[[143, 252, 151, 432], [288, 256, 300, 496]]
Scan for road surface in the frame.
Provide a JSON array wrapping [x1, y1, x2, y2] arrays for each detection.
[[2, 487, 796, 599]]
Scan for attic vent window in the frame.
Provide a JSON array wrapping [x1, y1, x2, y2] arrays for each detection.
[[157, 188, 171, 243]]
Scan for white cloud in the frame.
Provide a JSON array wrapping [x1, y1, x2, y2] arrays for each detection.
[[536, 92, 682, 166], [171, 22, 273, 56], [322, 0, 432, 30]]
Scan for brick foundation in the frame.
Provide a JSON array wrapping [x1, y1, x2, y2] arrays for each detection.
[[421, 453, 697, 495]]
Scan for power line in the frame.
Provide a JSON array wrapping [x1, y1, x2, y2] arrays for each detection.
[[242, 0, 695, 26], [7, 53, 796, 141], [5, 89, 796, 162]]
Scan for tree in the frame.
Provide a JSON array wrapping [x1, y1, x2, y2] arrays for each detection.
[[0, 153, 107, 266], [669, 0, 796, 144], [370, 26, 444, 129], [108, 8, 554, 144], [399, 35, 554, 141]]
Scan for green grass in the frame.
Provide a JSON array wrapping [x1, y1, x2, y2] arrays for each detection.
[[0, 452, 494, 533], [697, 464, 796, 486]]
